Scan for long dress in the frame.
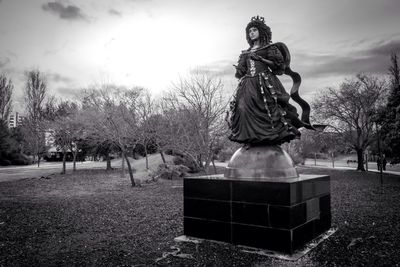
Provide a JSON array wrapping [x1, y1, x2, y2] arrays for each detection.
[[228, 44, 301, 145]]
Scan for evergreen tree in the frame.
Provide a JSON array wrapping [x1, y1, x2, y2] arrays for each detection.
[[381, 53, 400, 161], [0, 119, 11, 159]]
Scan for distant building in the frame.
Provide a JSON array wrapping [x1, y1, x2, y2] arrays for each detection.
[[8, 112, 25, 128], [45, 129, 55, 147], [8, 114, 15, 128]]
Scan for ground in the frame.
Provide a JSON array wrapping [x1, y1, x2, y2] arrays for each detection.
[[0, 154, 170, 183], [303, 158, 400, 172], [1, 158, 400, 266]]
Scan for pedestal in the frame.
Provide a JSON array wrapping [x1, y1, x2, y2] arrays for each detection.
[[183, 145, 331, 254]]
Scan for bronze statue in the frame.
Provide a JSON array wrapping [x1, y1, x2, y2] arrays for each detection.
[[228, 16, 317, 145]]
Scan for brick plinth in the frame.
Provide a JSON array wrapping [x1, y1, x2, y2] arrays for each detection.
[[183, 174, 331, 254]]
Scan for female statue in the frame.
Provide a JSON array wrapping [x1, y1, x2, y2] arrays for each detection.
[[228, 16, 315, 145]]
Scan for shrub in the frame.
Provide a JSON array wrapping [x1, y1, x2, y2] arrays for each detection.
[[172, 156, 184, 165], [217, 151, 234, 163], [151, 163, 190, 180], [173, 156, 200, 173], [0, 159, 11, 166], [291, 153, 305, 165], [9, 153, 33, 165]]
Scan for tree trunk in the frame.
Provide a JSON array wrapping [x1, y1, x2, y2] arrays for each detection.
[[36, 138, 40, 167], [160, 150, 166, 164], [144, 145, 149, 170], [331, 152, 335, 168], [106, 152, 112, 170], [198, 155, 204, 168], [204, 151, 213, 174], [121, 152, 126, 178], [72, 152, 77, 172], [212, 159, 217, 174], [356, 148, 365, 171], [62, 149, 66, 174], [123, 150, 135, 187]]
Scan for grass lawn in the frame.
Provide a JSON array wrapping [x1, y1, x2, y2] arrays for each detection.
[[0, 161, 399, 266]]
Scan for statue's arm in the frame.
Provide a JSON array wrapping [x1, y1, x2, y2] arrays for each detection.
[[234, 53, 247, 79], [250, 53, 276, 69], [252, 45, 286, 74]]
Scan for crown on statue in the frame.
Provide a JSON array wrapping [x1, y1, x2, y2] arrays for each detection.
[[250, 15, 265, 24]]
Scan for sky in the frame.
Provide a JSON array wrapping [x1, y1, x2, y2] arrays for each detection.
[[1, 0, 400, 113]]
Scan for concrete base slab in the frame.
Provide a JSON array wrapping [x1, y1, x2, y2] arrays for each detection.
[[174, 235, 202, 244], [174, 227, 337, 261], [240, 227, 337, 261]]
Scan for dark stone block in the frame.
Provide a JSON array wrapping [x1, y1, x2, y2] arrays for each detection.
[[306, 198, 320, 221], [232, 223, 292, 253], [232, 202, 268, 226], [184, 217, 231, 243], [290, 175, 330, 204], [232, 181, 291, 205], [302, 181, 314, 200], [292, 220, 315, 250], [314, 214, 332, 237], [290, 203, 307, 228], [319, 194, 331, 217], [269, 205, 291, 229], [184, 178, 230, 200], [314, 179, 330, 196], [269, 203, 307, 229], [184, 198, 231, 222]]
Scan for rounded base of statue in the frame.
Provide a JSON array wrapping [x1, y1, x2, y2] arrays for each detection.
[[224, 144, 299, 180]]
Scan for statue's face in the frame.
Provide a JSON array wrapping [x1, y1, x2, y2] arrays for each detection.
[[248, 27, 259, 41]]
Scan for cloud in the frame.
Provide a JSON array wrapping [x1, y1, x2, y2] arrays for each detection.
[[54, 86, 84, 100], [367, 39, 400, 57], [194, 60, 235, 78], [295, 39, 400, 79], [47, 72, 73, 84], [108, 8, 122, 17], [44, 40, 69, 56], [0, 56, 10, 69], [42, 2, 87, 21], [43, 72, 81, 100]]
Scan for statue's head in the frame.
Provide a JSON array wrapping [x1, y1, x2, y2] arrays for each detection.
[[246, 16, 272, 46]]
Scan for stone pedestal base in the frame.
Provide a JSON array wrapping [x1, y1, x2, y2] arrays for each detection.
[[183, 174, 331, 254]]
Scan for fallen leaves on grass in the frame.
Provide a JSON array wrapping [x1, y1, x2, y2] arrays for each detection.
[[1, 167, 400, 266], [155, 245, 195, 263], [347, 238, 363, 249]]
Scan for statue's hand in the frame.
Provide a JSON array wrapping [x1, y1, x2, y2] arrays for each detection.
[[249, 53, 262, 61]]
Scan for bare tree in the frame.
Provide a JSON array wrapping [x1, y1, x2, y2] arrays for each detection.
[[0, 74, 13, 122], [313, 74, 387, 171], [161, 70, 229, 172], [50, 101, 83, 174], [81, 85, 142, 186], [24, 70, 47, 167], [136, 89, 157, 169]]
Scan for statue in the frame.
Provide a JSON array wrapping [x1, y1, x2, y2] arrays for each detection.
[[182, 17, 333, 253], [228, 16, 318, 146]]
